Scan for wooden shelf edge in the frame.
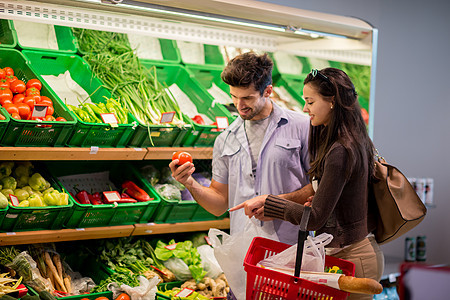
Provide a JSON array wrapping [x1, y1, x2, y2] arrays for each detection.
[[0, 219, 230, 245], [145, 147, 213, 160], [132, 218, 230, 236], [0, 147, 213, 160], [0, 225, 135, 246]]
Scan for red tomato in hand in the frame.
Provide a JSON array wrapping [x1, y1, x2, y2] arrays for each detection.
[[172, 151, 193, 165], [10, 80, 26, 94], [26, 79, 42, 90]]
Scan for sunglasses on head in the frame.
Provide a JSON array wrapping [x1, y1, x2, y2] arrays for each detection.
[[311, 69, 332, 85]]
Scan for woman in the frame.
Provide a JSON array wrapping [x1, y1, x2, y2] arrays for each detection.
[[231, 68, 384, 300]]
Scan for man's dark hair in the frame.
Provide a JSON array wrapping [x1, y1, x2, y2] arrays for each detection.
[[221, 52, 273, 95]]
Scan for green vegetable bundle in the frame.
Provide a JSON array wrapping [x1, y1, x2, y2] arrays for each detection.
[[155, 239, 206, 282], [67, 97, 129, 124]]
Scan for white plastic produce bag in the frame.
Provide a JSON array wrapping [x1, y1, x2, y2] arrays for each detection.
[[208, 217, 279, 300]]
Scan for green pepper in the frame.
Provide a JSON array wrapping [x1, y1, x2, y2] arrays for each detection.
[[28, 194, 45, 207], [14, 188, 30, 201], [1, 188, 14, 200], [0, 162, 14, 179], [14, 161, 33, 177], [43, 190, 67, 206], [1, 176, 17, 190], [43, 187, 55, 195], [16, 175, 29, 188], [28, 173, 47, 191]]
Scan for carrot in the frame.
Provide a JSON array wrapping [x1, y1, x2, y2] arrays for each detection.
[[44, 251, 67, 293]]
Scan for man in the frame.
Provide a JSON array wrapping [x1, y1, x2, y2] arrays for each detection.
[[169, 52, 311, 245]]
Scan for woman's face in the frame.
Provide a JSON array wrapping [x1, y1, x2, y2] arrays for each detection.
[[302, 83, 333, 126]]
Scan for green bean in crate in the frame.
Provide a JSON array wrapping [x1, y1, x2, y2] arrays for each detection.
[[0, 48, 77, 147], [72, 28, 190, 147], [23, 50, 138, 148], [45, 161, 160, 228]]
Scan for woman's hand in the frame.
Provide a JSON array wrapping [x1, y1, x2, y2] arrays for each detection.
[[229, 195, 274, 221]]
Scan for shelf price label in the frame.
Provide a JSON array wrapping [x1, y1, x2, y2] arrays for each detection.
[[175, 288, 194, 297], [31, 104, 48, 118], [160, 111, 175, 124], [101, 113, 119, 128], [102, 191, 121, 203], [9, 194, 19, 207]]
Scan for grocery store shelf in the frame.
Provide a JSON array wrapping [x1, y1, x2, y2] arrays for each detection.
[[132, 218, 230, 236], [0, 219, 230, 245], [145, 147, 214, 160], [0, 147, 213, 160], [0, 225, 135, 246]]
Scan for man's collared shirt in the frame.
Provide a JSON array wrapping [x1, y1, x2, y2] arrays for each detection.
[[212, 103, 310, 245]]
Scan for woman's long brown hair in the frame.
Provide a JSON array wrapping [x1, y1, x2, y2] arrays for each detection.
[[304, 68, 375, 180]]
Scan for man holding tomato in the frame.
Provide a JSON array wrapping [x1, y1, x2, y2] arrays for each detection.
[[170, 52, 311, 244]]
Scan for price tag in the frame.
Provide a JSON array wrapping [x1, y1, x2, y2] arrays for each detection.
[[31, 105, 48, 118], [9, 194, 19, 207], [90, 146, 99, 154], [160, 111, 175, 123], [215, 117, 229, 129], [175, 288, 194, 297], [101, 113, 119, 128], [165, 243, 177, 250], [102, 191, 121, 203]]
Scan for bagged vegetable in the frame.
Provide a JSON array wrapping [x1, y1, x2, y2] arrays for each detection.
[[139, 165, 160, 186], [162, 257, 192, 281], [197, 245, 223, 279], [154, 184, 181, 201], [109, 275, 159, 300]]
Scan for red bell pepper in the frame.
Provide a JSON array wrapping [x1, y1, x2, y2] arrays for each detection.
[[121, 180, 152, 202], [89, 192, 103, 205], [74, 186, 91, 204]]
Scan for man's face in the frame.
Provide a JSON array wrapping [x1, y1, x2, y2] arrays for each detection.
[[230, 84, 273, 121]]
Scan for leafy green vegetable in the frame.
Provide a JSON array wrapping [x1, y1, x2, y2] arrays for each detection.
[[155, 239, 206, 282]]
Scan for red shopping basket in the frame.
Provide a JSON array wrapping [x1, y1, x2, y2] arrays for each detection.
[[244, 237, 355, 300]]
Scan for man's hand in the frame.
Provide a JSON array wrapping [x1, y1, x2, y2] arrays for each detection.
[[229, 194, 274, 221], [169, 159, 195, 187]]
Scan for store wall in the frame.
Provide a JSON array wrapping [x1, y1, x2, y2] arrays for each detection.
[[260, 0, 450, 265]]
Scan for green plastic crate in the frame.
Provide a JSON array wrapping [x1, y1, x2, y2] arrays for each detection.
[[0, 106, 11, 141], [0, 19, 17, 48], [23, 50, 138, 148], [138, 62, 233, 147], [270, 52, 311, 77], [186, 65, 238, 147], [0, 165, 73, 232], [273, 74, 306, 108], [10, 20, 77, 53], [134, 161, 226, 224], [178, 42, 225, 69], [46, 161, 161, 228], [0, 48, 77, 147], [134, 38, 181, 64]]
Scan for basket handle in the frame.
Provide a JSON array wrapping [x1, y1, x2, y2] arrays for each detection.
[[294, 205, 311, 280]]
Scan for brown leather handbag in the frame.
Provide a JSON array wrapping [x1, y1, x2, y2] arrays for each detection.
[[371, 152, 427, 244]]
